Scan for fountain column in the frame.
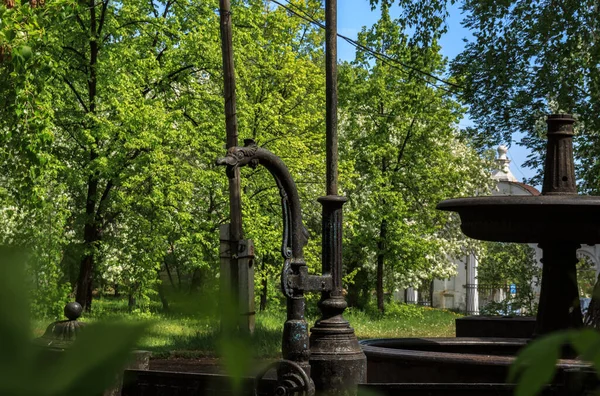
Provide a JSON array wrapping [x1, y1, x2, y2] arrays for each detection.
[[536, 242, 582, 334], [534, 114, 583, 335]]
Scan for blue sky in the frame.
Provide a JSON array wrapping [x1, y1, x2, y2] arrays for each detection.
[[337, 1, 537, 186]]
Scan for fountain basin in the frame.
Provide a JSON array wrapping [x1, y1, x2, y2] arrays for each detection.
[[360, 337, 587, 384], [437, 196, 600, 244]]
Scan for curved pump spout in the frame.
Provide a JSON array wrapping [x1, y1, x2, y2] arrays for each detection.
[[216, 139, 309, 262], [217, 139, 326, 395]]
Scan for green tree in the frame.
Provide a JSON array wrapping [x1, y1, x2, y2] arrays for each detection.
[[339, 5, 490, 312], [478, 242, 541, 315], [452, 0, 600, 192], [0, 0, 329, 314], [0, 0, 228, 311]]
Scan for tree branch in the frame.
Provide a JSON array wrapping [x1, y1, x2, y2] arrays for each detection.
[[63, 77, 89, 113], [65, 128, 88, 151], [182, 111, 199, 127], [75, 14, 87, 32], [97, 0, 110, 38], [62, 46, 86, 60], [142, 64, 196, 96], [394, 116, 417, 172], [95, 179, 114, 222]]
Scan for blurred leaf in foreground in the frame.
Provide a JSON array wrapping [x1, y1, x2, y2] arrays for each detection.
[[218, 292, 254, 396], [0, 247, 148, 395], [509, 328, 600, 396], [508, 331, 569, 396]]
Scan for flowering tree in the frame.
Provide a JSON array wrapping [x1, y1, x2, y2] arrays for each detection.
[[339, 5, 491, 312]]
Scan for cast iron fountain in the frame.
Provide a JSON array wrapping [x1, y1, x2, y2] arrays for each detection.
[[359, 114, 597, 388], [439, 114, 593, 335]]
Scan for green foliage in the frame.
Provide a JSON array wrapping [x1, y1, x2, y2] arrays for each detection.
[[231, 0, 327, 308], [0, 0, 329, 312], [478, 242, 541, 315], [368, 0, 452, 46], [0, 247, 147, 395], [509, 329, 600, 396], [453, 0, 600, 191], [577, 256, 596, 298]]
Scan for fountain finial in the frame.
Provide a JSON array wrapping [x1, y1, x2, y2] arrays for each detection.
[[542, 114, 577, 195], [492, 145, 517, 182]]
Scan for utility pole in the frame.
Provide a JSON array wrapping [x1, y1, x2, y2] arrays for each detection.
[[219, 0, 254, 334]]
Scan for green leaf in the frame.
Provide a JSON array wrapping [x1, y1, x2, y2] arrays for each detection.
[[19, 45, 32, 61], [39, 321, 149, 395], [570, 329, 600, 375], [508, 331, 569, 396]]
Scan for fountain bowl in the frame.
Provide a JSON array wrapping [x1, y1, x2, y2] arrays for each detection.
[[360, 337, 587, 384], [437, 195, 600, 244]]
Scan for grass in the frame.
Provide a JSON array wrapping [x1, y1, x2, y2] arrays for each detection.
[[33, 297, 462, 359]]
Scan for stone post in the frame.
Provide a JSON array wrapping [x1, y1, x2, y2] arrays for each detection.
[[465, 253, 479, 315], [405, 287, 418, 304]]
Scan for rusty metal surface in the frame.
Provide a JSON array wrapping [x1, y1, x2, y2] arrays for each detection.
[[436, 195, 600, 244], [360, 337, 589, 384], [325, 0, 338, 196]]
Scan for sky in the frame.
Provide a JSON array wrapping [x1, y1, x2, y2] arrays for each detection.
[[336, 1, 538, 186]]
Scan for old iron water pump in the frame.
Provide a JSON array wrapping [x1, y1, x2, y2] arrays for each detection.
[[216, 139, 366, 395]]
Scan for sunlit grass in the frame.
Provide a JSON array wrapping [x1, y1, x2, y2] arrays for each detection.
[[32, 298, 461, 359]]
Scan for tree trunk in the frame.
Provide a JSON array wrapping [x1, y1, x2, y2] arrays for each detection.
[[164, 254, 176, 289], [176, 265, 182, 291], [190, 267, 204, 293], [158, 287, 169, 312], [114, 283, 120, 297], [156, 272, 169, 313], [376, 219, 387, 313], [128, 292, 136, 312], [259, 259, 268, 312], [75, 175, 100, 312], [75, 0, 102, 313]]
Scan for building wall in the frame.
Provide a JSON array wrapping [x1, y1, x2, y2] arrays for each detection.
[[432, 256, 466, 312]]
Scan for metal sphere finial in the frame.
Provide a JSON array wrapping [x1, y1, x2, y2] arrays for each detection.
[[64, 302, 83, 321]]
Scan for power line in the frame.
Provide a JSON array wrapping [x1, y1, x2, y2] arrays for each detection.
[[269, 0, 462, 95], [506, 147, 527, 180]]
